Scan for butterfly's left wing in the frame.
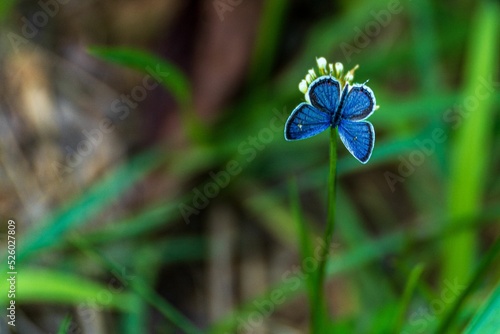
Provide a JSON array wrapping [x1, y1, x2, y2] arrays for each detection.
[[285, 103, 330, 141], [340, 84, 376, 121], [338, 119, 374, 163]]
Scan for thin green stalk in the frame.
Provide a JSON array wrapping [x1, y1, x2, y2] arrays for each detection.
[[393, 263, 425, 333], [312, 128, 338, 333], [288, 178, 316, 311], [57, 314, 72, 334]]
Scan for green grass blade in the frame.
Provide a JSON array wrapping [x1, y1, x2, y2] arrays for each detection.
[[393, 263, 425, 333], [88, 46, 190, 107], [442, 0, 500, 286], [70, 235, 204, 334], [247, 0, 288, 85], [0, 269, 134, 309], [82, 201, 181, 244], [18, 148, 165, 261], [436, 239, 500, 334], [87, 46, 205, 142], [463, 282, 500, 334], [57, 314, 72, 334], [408, 0, 440, 92], [288, 178, 315, 311], [208, 207, 500, 334]]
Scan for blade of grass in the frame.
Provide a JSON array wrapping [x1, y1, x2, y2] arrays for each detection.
[[463, 282, 500, 334], [69, 234, 204, 334], [436, 239, 500, 334], [88, 46, 205, 142], [393, 263, 425, 333], [288, 177, 316, 312], [122, 293, 144, 334], [82, 201, 181, 244], [242, 184, 299, 247], [208, 208, 500, 334], [408, 0, 440, 92], [0, 269, 134, 309], [442, 0, 499, 286], [247, 0, 288, 85], [17, 148, 165, 262], [336, 189, 397, 321], [57, 314, 72, 334]]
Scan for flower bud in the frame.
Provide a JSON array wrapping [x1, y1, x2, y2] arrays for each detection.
[[316, 57, 327, 74], [308, 69, 317, 80], [299, 80, 308, 94], [344, 72, 354, 83], [335, 62, 344, 77]]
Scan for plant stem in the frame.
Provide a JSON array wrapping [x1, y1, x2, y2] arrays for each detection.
[[312, 127, 338, 333]]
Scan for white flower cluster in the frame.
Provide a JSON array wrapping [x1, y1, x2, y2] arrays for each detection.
[[298, 57, 360, 94]]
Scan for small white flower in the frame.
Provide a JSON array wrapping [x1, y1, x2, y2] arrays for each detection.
[[308, 69, 317, 80], [316, 57, 327, 74], [299, 80, 308, 94], [344, 71, 354, 83], [335, 62, 344, 77], [305, 73, 313, 84]]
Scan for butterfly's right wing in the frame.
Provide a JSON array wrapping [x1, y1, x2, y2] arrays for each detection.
[[338, 119, 375, 163], [340, 84, 376, 121], [284, 103, 330, 141], [337, 83, 376, 163]]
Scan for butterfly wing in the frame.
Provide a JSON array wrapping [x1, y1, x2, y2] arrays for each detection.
[[284, 103, 331, 141], [338, 120, 375, 163], [307, 76, 342, 113], [340, 84, 376, 121]]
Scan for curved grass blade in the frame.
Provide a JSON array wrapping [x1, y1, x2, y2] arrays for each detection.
[[436, 239, 500, 334], [0, 269, 134, 309], [463, 282, 500, 334], [87, 46, 205, 142], [17, 148, 165, 262]]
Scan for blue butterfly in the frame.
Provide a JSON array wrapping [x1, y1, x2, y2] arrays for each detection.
[[284, 76, 376, 163]]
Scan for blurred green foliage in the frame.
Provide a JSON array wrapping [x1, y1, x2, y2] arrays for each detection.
[[1, 0, 499, 333]]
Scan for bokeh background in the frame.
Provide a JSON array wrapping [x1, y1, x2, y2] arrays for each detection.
[[0, 0, 499, 333]]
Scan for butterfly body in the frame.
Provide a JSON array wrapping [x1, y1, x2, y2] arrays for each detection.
[[284, 76, 376, 164]]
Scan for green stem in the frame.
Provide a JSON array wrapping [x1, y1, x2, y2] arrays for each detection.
[[312, 128, 338, 333]]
